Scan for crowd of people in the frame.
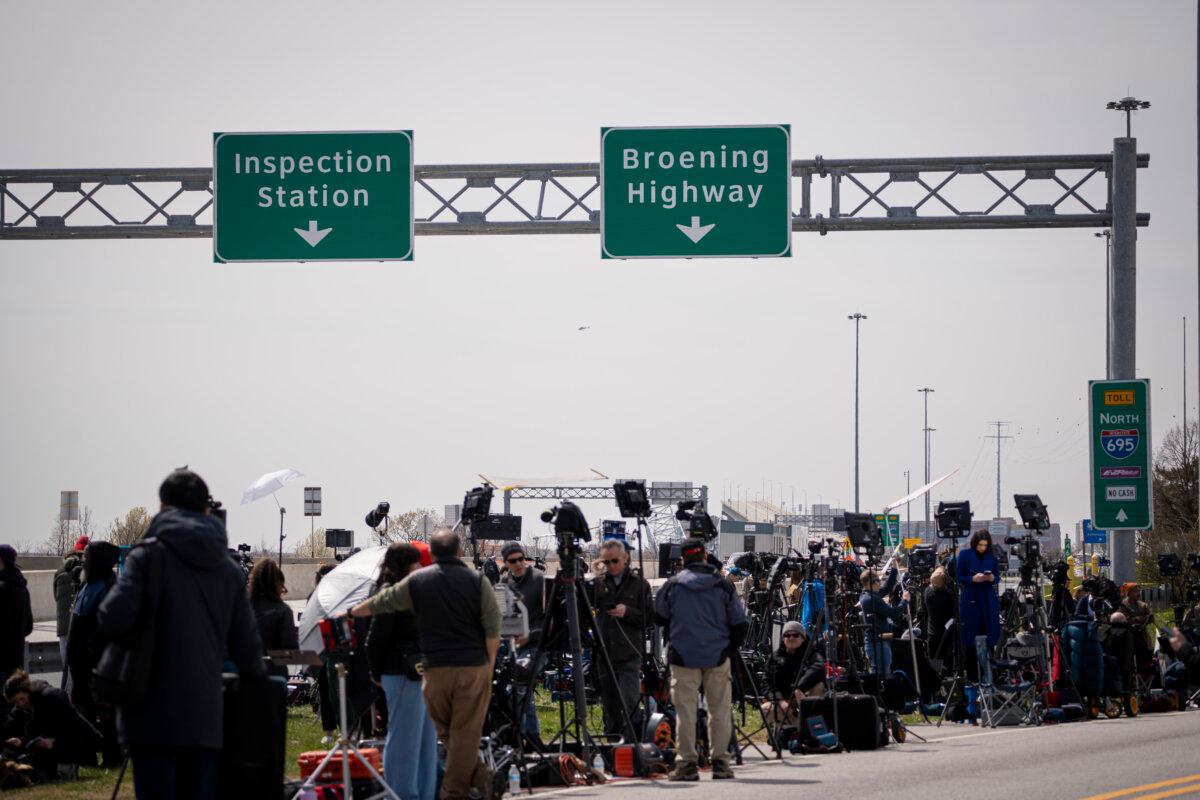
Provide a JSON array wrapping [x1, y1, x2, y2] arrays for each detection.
[[0, 469, 1198, 800]]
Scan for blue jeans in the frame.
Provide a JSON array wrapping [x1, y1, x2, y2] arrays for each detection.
[[864, 637, 892, 677], [513, 646, 543, 735], [381, 674, 438, 800], [129, 745, 219, 800]]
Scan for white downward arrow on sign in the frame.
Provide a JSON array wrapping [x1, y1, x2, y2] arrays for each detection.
[[676, 216, 715, 244], [294, 220, 332, 247], [1115, 509, 1128, 522]]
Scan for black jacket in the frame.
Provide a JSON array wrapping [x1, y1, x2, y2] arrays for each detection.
[[3, 681, 97, 766], [589, 568, 653, 664], [768, 641, 824, 696], [252, 596, 298, 677], [924, 586, 955, 657], [366, 584, 422, 680], [0, 564, 32, 676], [859, 568, 907, 639], [98, 508, 264, 749], [501, 568, 547, 647]]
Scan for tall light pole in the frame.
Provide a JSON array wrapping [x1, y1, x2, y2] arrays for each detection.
[[918, 387, 935, 534], [1095, 229, 1112, 379], [849, 313, 868, 512]]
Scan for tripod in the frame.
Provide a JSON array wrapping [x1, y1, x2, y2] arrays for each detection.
[[292, 660, 399, 800], [935, 536, 970, 728]]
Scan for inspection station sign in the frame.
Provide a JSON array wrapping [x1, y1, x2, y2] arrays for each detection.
[[213, 131, 413, 262], [600, 125, 791, 259], [1088, 379, 1152, 531]]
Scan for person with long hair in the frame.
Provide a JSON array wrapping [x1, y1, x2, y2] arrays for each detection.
[[366, 542, 435, 800], [247, 558, 298, 677], [65, 540, 121, 767], [956, 530, 1001, 683], [923, 566, 956, 670]]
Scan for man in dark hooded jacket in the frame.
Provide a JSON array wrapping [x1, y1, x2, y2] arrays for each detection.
[[654, 538, 748, 782], [0, 545, 33, 678], [99, 469, 264, 800]]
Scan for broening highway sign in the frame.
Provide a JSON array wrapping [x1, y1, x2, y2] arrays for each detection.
[[213, 130, 413, 263], [600, 125, 791, 259]]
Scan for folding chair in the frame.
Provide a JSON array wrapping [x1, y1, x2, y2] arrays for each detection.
[[977, 659, 1041, 727]]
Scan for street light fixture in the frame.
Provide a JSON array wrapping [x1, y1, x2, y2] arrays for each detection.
[[1105, 96, 1150, 138], [917, 387, 935, 534], [849, 313, 868, 512]]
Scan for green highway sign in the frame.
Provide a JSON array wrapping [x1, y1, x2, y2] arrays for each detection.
[[1088, 379, 1153, 530], [600, 125, 791, 259], [874, 514, 901, 547], [213, 131, 413, 262]]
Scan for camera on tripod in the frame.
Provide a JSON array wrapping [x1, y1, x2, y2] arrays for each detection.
[[1004, 535, 1042, 566], [674, 500, 717, 540], [907, 544, 938, 577], [318, 615, 357, 658]]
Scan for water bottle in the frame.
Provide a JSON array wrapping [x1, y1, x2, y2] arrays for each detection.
[[592, 753, 605, 774], [508, 765, 521, 796]]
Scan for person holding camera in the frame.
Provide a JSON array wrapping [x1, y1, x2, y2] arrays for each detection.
[[858, 567, 909, 677], [3, 670, 97, 782], [498, 542, 546, 737], [588, 539, 652, 740], [348, 530, 501, 800], [654, 538, 748, 782], [98, 469, 265, 800]]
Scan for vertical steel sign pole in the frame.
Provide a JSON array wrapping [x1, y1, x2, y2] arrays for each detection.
[[1108, 137, 1139, 585]]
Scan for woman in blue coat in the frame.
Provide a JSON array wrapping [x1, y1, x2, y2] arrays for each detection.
[[956, 530, 1001, 681]]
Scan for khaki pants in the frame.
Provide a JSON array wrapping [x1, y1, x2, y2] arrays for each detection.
[[422, 664, 493, 800], [670, 659, 732, 766]]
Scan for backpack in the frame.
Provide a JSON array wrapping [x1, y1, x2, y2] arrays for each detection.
[[92, 539, 164, 707]]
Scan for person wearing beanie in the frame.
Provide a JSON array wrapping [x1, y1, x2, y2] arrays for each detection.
[[0, 545, 33, 678], [53, 537, 89, 676], [499, 541, 547, 737], [763, 620, 826, 726]]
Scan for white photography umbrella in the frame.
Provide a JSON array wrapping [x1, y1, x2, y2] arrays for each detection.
[[241, 467, 304, 562], [297, 546, 387, 653]]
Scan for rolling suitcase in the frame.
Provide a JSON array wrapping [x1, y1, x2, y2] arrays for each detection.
[[798, 693, 884, 751]]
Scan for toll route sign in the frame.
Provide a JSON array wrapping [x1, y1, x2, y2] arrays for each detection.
[[1088, 379, 1152, 531], [600, 125, 791, 259], [213, 130, 413, 263]]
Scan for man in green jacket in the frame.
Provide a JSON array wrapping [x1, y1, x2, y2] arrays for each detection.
[[53, 536, 88, 679], [348, 530, 500, 800]]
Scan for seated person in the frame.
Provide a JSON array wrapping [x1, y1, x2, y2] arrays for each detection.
[[762, 621, 825, 724], [1099, 611, 1136, 694], [2, 671, 97, 781]]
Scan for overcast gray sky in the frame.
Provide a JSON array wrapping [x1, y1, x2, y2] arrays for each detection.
[[1, 0, 1195, 551]]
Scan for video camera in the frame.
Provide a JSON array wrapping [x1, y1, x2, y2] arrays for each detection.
[[674, 500, 717, 541], [319, 615, 357, 658], [1004, 534, 1042, 566], [908, 544, 938, 576], [541, 501, 591, 561]]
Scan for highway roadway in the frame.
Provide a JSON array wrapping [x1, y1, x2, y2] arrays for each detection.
[[539, 711, 1200, 800]]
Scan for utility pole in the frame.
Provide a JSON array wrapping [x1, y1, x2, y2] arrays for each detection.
[[1106, 95, 1148, 585], [986, 422, 1013, 518], [849, 313, 868, 512], [918, 387, 935, 534]]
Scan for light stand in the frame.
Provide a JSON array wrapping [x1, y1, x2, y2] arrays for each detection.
[[291, 661, 399, 800]]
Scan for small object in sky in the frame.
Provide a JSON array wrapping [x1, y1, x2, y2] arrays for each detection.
[[578, 325, 591, 331]]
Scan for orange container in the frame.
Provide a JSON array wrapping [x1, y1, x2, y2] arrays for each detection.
[[297, 748, 383, 782], [613, 745, 636, 778]]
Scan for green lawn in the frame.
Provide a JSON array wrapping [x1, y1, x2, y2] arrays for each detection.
[[7, 707, 325, 800]]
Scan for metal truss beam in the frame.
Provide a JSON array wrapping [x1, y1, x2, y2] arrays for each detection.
[[502, 485, 706, 502], [0, 153, 1149, 240]]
